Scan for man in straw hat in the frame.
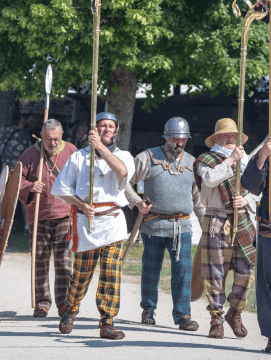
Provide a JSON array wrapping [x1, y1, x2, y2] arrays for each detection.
[[193, 118, 256, 339], [241, 136, 271, 353]]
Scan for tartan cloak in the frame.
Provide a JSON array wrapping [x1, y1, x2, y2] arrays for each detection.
[[193, 151, 256, 267]]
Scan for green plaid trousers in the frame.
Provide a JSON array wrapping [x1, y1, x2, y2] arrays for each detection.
[[65, 241, 123, 326]]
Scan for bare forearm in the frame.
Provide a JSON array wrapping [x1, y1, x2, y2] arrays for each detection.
[[97, 145, 128, 177], [60, 195, 95, 218]]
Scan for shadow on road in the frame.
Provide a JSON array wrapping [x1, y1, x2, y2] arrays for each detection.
[[0, 312, 265, 355]]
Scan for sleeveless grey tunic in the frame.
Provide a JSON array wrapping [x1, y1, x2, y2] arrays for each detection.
[[141, 146, 195, 244]]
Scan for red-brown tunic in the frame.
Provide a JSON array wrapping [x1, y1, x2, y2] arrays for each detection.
[[18, 140, 77, 225]]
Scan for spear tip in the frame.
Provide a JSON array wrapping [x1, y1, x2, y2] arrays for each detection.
[[45, 64, 53, 95]]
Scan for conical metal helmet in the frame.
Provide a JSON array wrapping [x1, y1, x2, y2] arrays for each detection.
[[162, 117, 192, 139]]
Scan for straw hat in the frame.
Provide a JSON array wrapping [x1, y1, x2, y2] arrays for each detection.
[[205, 118, 248, 148]]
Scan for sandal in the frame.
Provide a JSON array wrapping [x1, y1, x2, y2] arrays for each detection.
[[33, 308, 48, 318]]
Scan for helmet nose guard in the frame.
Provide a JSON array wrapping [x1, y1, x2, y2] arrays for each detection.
[[162, 117, 192, 139]]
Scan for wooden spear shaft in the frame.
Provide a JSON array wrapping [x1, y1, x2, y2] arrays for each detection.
[[269, 6, 271, 222], [31, 65, 52, 308], [88, 0, 101, 233]]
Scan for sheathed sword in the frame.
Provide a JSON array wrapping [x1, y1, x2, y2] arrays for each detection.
[[122, 197, 151, 264], [254, 201, 261, 308]]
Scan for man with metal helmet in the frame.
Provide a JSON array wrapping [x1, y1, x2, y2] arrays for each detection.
[[52, 112, 135, 340], [125, 116, 205, 331]]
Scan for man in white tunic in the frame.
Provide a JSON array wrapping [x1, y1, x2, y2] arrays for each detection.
[[51, 112, 135, 340]]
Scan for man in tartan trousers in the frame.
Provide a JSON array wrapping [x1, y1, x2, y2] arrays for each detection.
[[18, 119, 77, 318], [194, 118, 256, 339], [51, 112, 135, 340]]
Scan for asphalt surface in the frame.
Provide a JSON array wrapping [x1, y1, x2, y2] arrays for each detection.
[[0, 251, 270, 360]]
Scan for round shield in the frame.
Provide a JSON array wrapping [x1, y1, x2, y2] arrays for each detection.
[[0, 162, 22, 266]]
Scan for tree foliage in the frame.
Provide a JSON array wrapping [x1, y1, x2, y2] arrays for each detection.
[[0, 0, 269, 110]]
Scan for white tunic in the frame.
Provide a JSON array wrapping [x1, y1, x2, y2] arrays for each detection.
[[51, 146, 135, 252]]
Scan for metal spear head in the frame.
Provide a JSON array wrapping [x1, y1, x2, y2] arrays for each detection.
[[91, 0, 96, 14], [45, 64, 53, 96]]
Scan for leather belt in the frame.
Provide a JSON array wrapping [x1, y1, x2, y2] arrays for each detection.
[[94, 202, 117, 208], [206, 207, 246, 215], [256, 215, 271, 229], [77, 202, 120, 217], [143, 211, 190, 223]]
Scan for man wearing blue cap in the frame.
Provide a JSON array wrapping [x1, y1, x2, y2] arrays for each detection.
[[51, 112, 135, 339]]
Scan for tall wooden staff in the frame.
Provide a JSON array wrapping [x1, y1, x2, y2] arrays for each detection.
[[231, 0, 268, 246], [88, 0, 101, 233], [31, 65, 53, 307], [269, 3, 271, 222]]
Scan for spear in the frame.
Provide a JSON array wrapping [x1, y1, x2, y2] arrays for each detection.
[[88, 0, 101, 233], [269, 3, 271, 222], [31, 65, 53, 307], [231, 0, 268, 246]]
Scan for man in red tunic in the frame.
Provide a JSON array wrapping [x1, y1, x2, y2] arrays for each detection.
[[18, 119, 77, 317]]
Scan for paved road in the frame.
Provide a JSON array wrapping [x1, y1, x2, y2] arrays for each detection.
[[0, 252, 269, 360]]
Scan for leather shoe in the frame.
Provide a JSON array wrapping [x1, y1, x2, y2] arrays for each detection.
[[59, 312, 76, 334], [100, 324, 125, 340], [141, 309, 156, 325], [179, 317, 199, 331], [33, 308, 48, 318], [265, 338, 271, 353]]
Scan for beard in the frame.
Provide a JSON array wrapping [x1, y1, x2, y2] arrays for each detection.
[[44, 143, 60, 155], [166, 139, 185, 156]]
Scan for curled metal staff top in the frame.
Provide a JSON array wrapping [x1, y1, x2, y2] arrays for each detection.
[[232, 0, 269, 18], [45, 64, 53, 96]]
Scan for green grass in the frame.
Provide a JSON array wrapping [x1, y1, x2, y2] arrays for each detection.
[[6, 219, 30, 252], [123, 242, 256, 313]]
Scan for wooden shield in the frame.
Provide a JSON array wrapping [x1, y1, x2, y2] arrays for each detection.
[[191, 239, 204, 302], [0, 165, 9, 209], [0, 162, 22, 266]]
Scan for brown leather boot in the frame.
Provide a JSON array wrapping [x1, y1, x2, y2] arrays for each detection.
[[209, 315, 224, 339], [225, 307, 247, 338], [265, 338, 271, 353], [100, 324, 125, 340]]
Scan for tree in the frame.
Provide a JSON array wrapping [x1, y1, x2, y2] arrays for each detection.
[[0, 0, 269, 148]]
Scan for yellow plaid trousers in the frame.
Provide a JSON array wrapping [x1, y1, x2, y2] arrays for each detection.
[[65, 241, 123, 326]]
